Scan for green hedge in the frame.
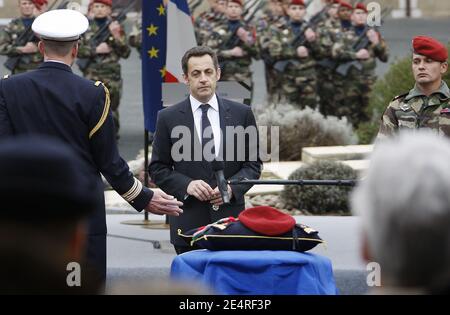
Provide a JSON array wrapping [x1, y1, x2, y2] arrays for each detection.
[[281, 160, 357, 215]]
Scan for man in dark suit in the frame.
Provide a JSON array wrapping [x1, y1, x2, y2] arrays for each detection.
[[0, 9, 183, 281], [149, 46, 262, 254]]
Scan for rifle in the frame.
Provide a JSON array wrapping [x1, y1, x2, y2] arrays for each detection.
[[272, 0, 317, 72], [244, 0, 267, 25], [217, 22, 244, 70], [335, 7, 389, 76], [242, 0, 259, 22], [189, 0, 203, 15], [272, 27, 308, 72], [76, 0, 137, 72], [3, 0, 65, 72], [308, 1, 329, 26]]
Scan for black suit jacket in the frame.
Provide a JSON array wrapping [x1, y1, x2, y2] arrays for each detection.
[[149, 96, 262, 245]]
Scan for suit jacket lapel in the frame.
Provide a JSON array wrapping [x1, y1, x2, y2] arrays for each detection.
[[179, 98, 197, 161]]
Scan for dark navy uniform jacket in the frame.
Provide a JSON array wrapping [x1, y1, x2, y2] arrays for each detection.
[[0, 62, 153, 275]]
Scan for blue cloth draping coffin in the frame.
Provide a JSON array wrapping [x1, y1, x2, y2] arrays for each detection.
[[170, 250, 338, 295]]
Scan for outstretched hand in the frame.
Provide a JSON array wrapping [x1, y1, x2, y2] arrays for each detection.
[[145, 190, 183, 216]]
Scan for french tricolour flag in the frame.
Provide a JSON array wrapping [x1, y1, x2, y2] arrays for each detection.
[[142, 0, 196, 132]]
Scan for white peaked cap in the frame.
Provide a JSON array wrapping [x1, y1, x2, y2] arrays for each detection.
[[32, 9, 89, 41]]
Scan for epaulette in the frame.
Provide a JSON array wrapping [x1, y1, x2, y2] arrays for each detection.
[[2, 74, 10, 79], [89, 81, 110, 139], [392, 92, 409, 101]]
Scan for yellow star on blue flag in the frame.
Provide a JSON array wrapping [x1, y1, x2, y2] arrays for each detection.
[[147, 24, 158, 36], [142, 0, 167, 132], [148, 47, 159, 58], [157, 4, 165, 16]]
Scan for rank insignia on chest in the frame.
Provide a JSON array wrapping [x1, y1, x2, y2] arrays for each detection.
[[218, 29, 226, 35], [282, 29, 289, 35], [400, 103, 411, 111]]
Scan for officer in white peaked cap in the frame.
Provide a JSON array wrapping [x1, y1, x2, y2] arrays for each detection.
[[0, 7, 183, 284], [32, 9, 89, 41]]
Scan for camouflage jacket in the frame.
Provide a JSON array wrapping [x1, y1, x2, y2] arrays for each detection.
[[128, 14, 142, 55], [332, 26, 389, 78], [205, 19, 258, 70], [0, 17, 42, 73], [254, 13, 286, 61], [194, 10, 225, 46], [262, 19, 320, 72], [378, 82, 450, 139], [315, 18, 341, 60], [77, 19, 130, 77]]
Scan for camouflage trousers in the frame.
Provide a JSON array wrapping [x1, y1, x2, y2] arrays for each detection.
[[220, 62, 253, 105], [279, 67, 317, 109], [84, 71, 123, 138], [332, 74, 374, 127], [264, 65, 281, 104], [316, 66, 336, 117]]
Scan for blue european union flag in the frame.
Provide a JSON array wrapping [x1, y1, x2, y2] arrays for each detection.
[[142, 0, 167, 132]]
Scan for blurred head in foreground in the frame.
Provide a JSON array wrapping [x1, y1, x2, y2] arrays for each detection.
[[351, 131, 450, 294]]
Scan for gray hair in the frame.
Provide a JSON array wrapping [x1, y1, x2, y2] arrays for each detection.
[[351, 131, 450, 289]]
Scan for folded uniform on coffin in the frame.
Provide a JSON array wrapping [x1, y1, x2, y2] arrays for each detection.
[[178, 206, 323, 252]]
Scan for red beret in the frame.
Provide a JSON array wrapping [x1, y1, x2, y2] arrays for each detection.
[[93, 0, 112, 7], [238, 206, 296, 236], [32, 0, 48, 10], [229, 0, 243, 6], [354, 3, 367, 13], [413, 36, 448, 62], [339, 1, 353, 10], [289, 0, 305, 6]]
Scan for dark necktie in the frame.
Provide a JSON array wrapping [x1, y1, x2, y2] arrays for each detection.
[[200, 104, 215, 160]]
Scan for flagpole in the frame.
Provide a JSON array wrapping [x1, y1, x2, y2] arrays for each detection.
[[120, 129, 167, 228], [144, 129, 150, 222], [142, 129, 170, 230]]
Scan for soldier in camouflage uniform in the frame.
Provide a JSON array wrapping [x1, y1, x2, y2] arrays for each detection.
[[261, 0, 319, 109], [314, 1, 354, 118], [314, 0, 341, 116], [308, 0, 335, 26], [77, 0, 130, 139], [255, 0, 286, 103], [0, 0, 43, 75], [194, 0, 227, 46], [378, 36, 450, 139], [204, 0, 258, 102], [128, 12, 142, 57], [332, 2, 388, 126]]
